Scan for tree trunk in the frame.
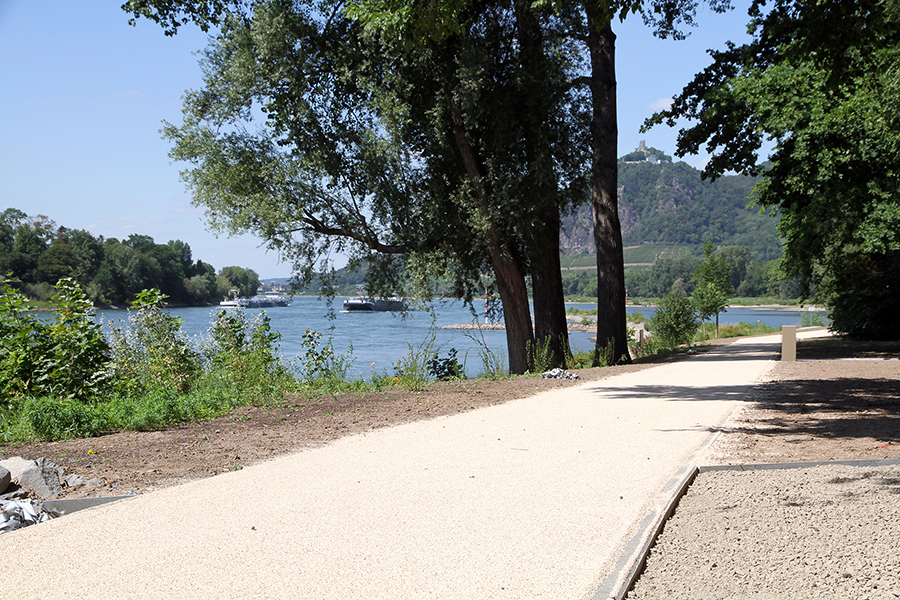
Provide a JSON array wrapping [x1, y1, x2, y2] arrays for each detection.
[[449, 102, 534, 375], [491, 247, 533, 375], [584, 12, 631, 365], [531, 209, 571, 368], [515, 0, 570, 370]]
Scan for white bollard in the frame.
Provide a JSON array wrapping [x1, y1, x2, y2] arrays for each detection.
[[782, 325, 797, 361]]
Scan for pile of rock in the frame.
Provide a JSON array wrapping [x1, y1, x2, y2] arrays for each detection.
[[0, 456, 104, 534], [540, 368, 581, 380]]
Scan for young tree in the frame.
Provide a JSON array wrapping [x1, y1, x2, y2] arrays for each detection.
[[691, 241, 732, 337], [648, 288, 698, 347]]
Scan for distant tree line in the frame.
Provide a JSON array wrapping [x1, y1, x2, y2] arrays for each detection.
[[562, 244, 801, 300], [0, 208, 260, 305]]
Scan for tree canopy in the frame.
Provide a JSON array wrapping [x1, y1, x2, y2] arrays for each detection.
[[646, 0, 900, 339], [127, 0, 737, 370], [0, 207, 258, 306]]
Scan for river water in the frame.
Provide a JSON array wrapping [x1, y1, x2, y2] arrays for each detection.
[[96, 297, 822, 379]]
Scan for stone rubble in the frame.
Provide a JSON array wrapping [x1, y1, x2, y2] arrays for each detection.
[[540, 368, 580, 380], [0, 456, 106, 534]]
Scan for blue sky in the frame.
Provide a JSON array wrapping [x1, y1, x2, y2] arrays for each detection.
[[0, 2, 753, 279]]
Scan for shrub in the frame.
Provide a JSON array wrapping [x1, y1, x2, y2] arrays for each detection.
[[0, 277, 111, 400], [428, 348, 464, 381], [107, 289, 200, 394], [648, 290, 699, 348], [205, 308, 296, 402]]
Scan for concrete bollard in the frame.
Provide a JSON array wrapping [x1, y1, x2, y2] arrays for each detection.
[[782, 325, 797, 361]]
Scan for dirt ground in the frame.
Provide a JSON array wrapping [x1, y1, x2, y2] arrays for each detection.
[[2, 335, 898, 499]]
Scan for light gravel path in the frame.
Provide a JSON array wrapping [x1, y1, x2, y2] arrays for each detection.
[[1, 333, 810, 599], [626, 462, 900, 600]]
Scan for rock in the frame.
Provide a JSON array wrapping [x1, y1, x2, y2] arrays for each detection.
[[540, 368, 580, 380], [64, 474, 105, 488], [0, 465, 10, 495], [0, 457, 63, 499]]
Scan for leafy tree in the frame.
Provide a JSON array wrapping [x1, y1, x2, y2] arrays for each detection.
[[646, 0, 900, 339], [124, 0, 735, 370], [67, 229, 106, 285], [691, 240, 732, 336], [36, 237, 76, 283], [137, 0, 591, 373], [219, 266, 260, 299]]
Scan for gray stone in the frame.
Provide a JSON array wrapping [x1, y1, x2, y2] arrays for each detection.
[[0, 457, 63, 499], [64, 474, 105, 487], [0, 465, 10, 495]]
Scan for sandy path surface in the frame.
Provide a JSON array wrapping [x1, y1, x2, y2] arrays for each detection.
[[0, 335, 790, 600]]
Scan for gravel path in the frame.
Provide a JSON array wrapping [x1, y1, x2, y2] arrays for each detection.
[[626, 462, 900, 599]]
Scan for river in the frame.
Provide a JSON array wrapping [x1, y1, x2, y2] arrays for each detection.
[[96, 298, 823, 379]]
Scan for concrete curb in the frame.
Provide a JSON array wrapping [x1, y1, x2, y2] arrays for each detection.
[[43, 494, 134, 516], [606, 458, 900, 600]]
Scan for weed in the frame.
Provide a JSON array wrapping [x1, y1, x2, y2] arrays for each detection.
[[428, 348, 465, 381]]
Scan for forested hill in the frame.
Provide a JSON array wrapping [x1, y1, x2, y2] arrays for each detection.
[[561, 145, 782, 261]]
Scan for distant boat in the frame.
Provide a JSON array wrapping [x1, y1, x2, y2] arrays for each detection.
[[244, 291, 291, 308], [343, 296, 408, 312], [219, 289, 246, 307], [220, 290, 291, 308]]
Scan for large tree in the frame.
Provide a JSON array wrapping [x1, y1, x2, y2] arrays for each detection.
[[130, 0, 592, 373], [125, 0, 731, 370], [646, 0, 900, 338]]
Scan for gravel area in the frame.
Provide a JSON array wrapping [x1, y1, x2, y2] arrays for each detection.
[[626, 463, 900, 599]]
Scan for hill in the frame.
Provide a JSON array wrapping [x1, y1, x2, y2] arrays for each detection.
[[561, 143, 781, 262]]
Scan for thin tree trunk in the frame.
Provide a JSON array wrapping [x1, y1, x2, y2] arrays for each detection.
[[449, 102, 533, 374], [531, 209, 570, 368], [585, 11, 631, 365]]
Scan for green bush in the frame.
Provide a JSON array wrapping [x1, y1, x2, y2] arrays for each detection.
[[0, 277, 111, 400], [428, 348, 464, 381], [648, 290, 699, 348], [107, 288, 200, 394], [205, 308, 297, 402]]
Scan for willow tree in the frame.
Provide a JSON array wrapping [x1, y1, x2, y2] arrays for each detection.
[[126, 0, 731, 369], [132, 0, 591, 373]]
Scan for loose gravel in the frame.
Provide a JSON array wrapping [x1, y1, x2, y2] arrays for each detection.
[[626, 463, 900, 599]]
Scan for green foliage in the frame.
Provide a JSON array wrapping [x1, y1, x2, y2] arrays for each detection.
[[107, 288, 200, 394], [799, 311, 829, 328], [648, 0, 900, 339], [527, 335, 556, 374], [392, 324, 443, 391], [647, 289, 699, 348], [691, 241, 733, 336], [22, 396, 107, 441], [428, 348, 464, 381], [296, 329, 356, 389], [0, 280, 300, 442], [0, 207, 258, 306], [0, 277, 111, 400], [205, 308, 297, 402], [464, 331, 509, 380]]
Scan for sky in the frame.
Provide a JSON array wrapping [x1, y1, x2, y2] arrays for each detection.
[[0, 1, 755, 279]]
